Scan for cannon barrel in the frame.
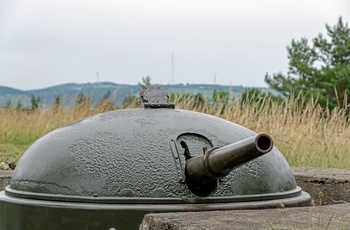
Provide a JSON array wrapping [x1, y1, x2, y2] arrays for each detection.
[[185, 133, 273, 196]]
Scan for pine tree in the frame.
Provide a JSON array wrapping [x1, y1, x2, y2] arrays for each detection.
[[265, 17, 350, 108]]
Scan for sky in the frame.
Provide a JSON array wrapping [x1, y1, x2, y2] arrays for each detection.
[[0, 0, 349, 90]]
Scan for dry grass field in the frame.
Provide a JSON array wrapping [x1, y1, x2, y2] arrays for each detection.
[[1, 93, 350, 168]]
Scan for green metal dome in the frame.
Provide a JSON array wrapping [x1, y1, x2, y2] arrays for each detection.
[[0, 87, 310, 230]]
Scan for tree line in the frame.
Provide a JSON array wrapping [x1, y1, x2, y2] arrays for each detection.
[[2, 73, 277, 112]]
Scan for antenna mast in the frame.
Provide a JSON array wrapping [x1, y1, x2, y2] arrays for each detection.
[[214, 71, 217, 84], [171, 53, 174, 85]]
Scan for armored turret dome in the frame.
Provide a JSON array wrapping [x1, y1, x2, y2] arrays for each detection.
[[0, 86, 310, 230]]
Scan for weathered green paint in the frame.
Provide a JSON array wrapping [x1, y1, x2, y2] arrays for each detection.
[[9, 108, 298, 199]]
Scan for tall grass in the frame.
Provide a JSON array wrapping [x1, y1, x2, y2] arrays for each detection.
[[1, 93, 350, 168]]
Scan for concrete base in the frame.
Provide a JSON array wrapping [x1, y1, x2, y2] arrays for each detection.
[[0, 171, 12, 191], [140, 203, 350, 230], [140, 168, 350, 229], [293, 168, 350, 205]]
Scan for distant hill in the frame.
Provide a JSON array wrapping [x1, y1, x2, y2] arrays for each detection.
[[0, 82, 274, 108]]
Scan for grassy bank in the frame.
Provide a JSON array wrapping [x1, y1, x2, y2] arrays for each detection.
[[1, 94, 350, 168]]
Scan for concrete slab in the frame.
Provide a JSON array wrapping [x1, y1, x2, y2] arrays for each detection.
[[0, 170, 12, 191], [140, 203, 350, 230], [293, 168, 350, 205], [140, 168, 350, 229]]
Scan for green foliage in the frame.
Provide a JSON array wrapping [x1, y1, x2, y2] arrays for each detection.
[[170, 93, 206, 109], [212, 89, 230, 103], [102, 90, 111, 100], [238, 89, 271, 113], [240, 88, 265, 103], [5, 100, 12, 109], [54, 95, 61, 106], [52, 96, 62, 112], [212, 90, 232, 115], [76, 93, 87, 105], [265, 17, 350, 108], [122, 95, 141, 108], [193, 93, 206, 107], [138, 76, 152, 87], [97, 98, 117, 111], [16, 100, 23, 111], [30, 95, 41, 111], [75, 93, 92, 113], [240, 89, 282, 105], [97, 91, 117, 111]]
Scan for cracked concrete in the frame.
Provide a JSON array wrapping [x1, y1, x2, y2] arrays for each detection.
[[293, 168, 350, 205]]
